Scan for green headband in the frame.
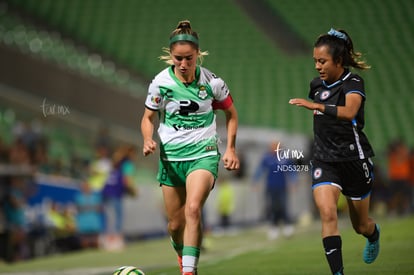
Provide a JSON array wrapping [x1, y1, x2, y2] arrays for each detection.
[[169, 34, 199, 46]]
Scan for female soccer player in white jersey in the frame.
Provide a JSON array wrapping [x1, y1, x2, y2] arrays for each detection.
[[289, 28, 380, 274], [141, 20, 239, 275]]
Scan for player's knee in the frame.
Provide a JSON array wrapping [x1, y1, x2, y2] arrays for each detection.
[[318, 205, 338, 223], [185, 202, 202, 222], [168, 218, 185, 234]]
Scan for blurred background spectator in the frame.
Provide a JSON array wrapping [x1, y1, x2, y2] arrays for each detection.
[[101, 145, 138, 251], [216, 176, 235, 230], [74, 181, 103, 249], [387, 139, 412, 216], [46, 201, 80, 253], [252, 141, 297, 240], [3, 177, 29, 262]]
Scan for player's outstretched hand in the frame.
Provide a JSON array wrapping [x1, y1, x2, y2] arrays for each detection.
[[289, 98, 316, 110]]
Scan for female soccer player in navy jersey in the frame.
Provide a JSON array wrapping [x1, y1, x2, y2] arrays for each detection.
[[289, 28, 380, 275], [141, 20, 239, 275]]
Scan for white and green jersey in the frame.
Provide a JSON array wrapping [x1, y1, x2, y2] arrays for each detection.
[[145, 66, 232, 161]]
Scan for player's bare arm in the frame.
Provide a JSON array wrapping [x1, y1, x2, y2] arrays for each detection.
[[222, 104, 239, 170], [289, 93, 362, 121], [141, 108, 157, 156]]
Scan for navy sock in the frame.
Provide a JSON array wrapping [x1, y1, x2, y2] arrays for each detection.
[[364, 224, 379, 243], [323, 235, 344, 274]]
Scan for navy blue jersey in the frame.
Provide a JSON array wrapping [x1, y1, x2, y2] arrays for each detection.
[[309, 69, 374, 161]]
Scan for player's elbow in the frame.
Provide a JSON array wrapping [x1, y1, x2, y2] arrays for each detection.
[[341, 113, 355, 121], [339, 109, 358, 121]]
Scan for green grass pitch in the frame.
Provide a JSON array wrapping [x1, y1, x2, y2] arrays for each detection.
[[1, 216, 413, 274]]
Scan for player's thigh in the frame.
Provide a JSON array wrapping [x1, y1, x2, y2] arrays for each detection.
[[186, 169, 215, 207], [347, 195, 372, 232], [185, 155, 219, 204], [311, 160, 342, 215], [313, 184, 342, 218]]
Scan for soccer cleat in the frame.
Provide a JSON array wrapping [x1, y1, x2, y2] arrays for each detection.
[[182, 270, 198, 275], [177, 255, 183, 272], [363, 224, 380, 264]]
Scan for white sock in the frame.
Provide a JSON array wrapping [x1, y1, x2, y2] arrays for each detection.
[[182, 255, 198, 272]]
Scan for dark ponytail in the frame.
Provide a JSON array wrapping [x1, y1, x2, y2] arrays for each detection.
[[315, 28, 370, 70]]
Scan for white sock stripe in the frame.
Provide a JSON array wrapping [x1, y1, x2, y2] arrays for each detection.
[[182, 255, 198, 272], [182, 255, 198, 266]]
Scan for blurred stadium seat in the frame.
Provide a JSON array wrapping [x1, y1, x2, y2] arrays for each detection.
[[1, 0, 413, 157]]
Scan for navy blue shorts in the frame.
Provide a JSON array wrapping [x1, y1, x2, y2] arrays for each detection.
[[310, 158, 374, 200]]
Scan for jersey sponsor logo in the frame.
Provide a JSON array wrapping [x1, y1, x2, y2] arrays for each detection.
[[320, 90, 331, 101], [172, 123, 205, 131], [178, 100, 199, 116], [313, 167, 322, 179]]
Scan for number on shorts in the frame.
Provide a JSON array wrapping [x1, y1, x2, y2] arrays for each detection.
[[161, 168, 168, 181], [362, 162, 370, 178]]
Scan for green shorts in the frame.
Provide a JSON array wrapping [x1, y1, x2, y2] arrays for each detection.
[[157, 155, 220, 187]]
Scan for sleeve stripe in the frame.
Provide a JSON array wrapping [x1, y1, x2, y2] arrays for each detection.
[[346, 90, 365, 98], [144, 104, 158, 111]]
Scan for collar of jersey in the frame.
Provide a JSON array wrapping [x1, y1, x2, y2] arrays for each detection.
[[322, 69, 352, 89], [169, 65, 201, 88]]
